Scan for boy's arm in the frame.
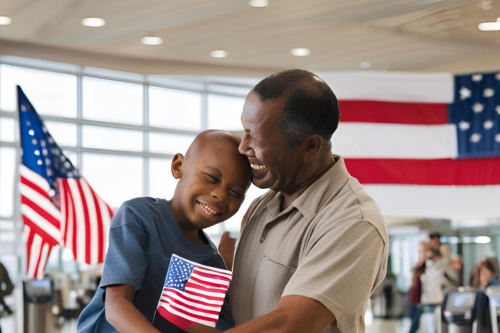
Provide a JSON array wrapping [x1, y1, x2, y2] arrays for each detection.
[[105, 284, 160, 333]]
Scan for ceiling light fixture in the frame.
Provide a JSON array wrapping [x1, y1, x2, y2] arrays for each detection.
[[81, 17, 106, 27], [249, 0, 269, 7], [291, 48, 310, 57], [210, 50, 228, 58], [478, 21, 500, 31], [141, 36, 163, 46], [0, 16, 12, 25], [359, 61, 371, 69]]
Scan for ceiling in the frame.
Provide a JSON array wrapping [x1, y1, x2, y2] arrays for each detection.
[[1, 0, 500, 75]]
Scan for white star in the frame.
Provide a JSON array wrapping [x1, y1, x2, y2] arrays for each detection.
[[32, 138, 37, 145], [470, 133, 482, 143], [34, 150, 40, 156], [45, 159, 51, 165], [60, 155, 66, 161], [472, 74, 483, 82], [42, 149, 48, 155], [48, 137, 54, 144], [48, 189, 55, 197], [64, 161, 71, 168], [484, 120, 494, 129], [496, 134, 500, 143], [37, 159, 43, 165], [42, 127, 47, 133], [29, 129, 35, 136], [484, 88, 495, 98], [26, 121, 31, 126], [458, 121, 470, 131], [67, 172, 73, 177], [40, 140, 46, 147], [459, 87, 471, 100], [472, 103, 484, 113], [21, 105, 27, 112], [47, 169, 53, 176], [496, 73, 500, 80], [496, 106, 500, 115]]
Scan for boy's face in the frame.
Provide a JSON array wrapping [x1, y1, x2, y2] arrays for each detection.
[[172, 137, 252, 230]]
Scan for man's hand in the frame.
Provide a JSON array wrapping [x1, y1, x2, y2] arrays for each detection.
[[218, 232, 235, 271], [227, 295, 335, 333]]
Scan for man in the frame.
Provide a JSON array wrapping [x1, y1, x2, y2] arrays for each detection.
[[219, 69, 388, 333]]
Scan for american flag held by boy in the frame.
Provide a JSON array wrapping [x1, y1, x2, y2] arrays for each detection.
[[157, 254, 232, 330]]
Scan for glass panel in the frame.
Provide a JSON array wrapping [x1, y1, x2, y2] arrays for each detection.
[[82, 77, 143, 125], [82, 153, 143, 209], [44, 121, 77, 147], [224, 185, 268, 233], [148, 158, 176, 200], [149, 132, 194, 155], [0, 220, 14, 242], [0, 64, 77, 117], [0, 118, 16, 142], [208, 94, 245, 131], [82, 125, 143, 151], [0, 148, 16, 218], [149, 86, 202, 130]]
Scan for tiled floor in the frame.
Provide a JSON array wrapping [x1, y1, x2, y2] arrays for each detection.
[[0, 317, 407, 333]]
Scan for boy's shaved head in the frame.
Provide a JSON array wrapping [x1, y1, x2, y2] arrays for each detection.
[[185, 130, 244, 162], [170, 130, 252, 231]]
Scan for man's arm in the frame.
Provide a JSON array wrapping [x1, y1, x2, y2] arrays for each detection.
[[186, 295, 334, 333], [105, 284, 160, 333]]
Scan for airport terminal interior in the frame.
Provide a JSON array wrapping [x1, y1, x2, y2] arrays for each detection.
[[1, 1, 500, 333]]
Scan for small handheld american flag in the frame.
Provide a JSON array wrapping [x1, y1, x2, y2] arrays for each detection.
[[157, 254, 232, 330], [18, 86, 113, 279]]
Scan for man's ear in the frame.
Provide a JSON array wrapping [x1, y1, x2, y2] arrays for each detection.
[[303, 135, 323, 163], [171, 153, 184, 179]]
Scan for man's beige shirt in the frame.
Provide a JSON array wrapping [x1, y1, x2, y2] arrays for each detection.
[[229, 156, 388, 333]]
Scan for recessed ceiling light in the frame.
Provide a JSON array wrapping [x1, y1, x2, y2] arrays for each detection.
[[291, 48, 311, 57], [359, 61, 371, 69], [141, 36, 163, 46], [478, 22, 500, 31], [81, 17, 106, 27], [210, 50, 228, 58], [0, 16, 12, 26], [249, 0, 269, 7]]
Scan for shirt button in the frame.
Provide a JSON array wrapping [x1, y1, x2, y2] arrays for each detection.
[[260, 236, 265, 243]]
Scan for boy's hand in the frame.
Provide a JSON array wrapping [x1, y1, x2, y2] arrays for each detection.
[[218, 232, 235, 271]]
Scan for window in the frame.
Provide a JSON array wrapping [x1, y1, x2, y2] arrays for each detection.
[[149, 86, 202, 130], [224, 185, 268, 233], [82, 125, 143, 151], [0, 148, 16, 218], [149, 158, 176, 200], [149, 132, 195, 155], [208, 94, 245, 131], [83, 77, 143, 125], [0, 118, 16, 142], [44, 121, 77, 147], [82, 154, 143, 209], [0, 64, 77, 117]]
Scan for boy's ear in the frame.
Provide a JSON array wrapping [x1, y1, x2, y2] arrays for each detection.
[[171, 153, 184, 179]]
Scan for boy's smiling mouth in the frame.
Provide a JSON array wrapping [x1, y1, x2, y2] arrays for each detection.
[[196, 200, 223, 217]]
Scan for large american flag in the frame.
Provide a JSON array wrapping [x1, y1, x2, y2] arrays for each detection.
[[157, 254, 232, 330], [321, 71, 500, 220], [18, 86, 113, 279]]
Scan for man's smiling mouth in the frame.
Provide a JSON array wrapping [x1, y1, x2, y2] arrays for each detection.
[[250, 164, 267, 171]]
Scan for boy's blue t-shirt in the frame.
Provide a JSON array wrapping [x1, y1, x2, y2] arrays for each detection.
[[77, 197, 235, 333]]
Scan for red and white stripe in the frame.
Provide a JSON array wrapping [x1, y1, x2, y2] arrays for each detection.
[[158, 258, 232, 328], [318, 71, 500, 219], [59, 177, 113, 265], [20, 164, 113, 278]]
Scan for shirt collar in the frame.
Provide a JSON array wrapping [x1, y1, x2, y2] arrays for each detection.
[[266, 155, 350, 220]]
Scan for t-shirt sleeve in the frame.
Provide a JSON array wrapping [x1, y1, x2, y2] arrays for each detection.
[[100, 204, 149, 291], [282, 219, 385, 333]]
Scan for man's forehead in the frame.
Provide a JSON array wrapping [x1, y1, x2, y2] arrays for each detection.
[[242, 91, 285, 126]]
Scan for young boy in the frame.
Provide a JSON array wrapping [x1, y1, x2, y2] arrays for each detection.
[[77, 130, 252, 333]]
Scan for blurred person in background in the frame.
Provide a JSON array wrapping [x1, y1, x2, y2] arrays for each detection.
[[471, 257, 499, 288], [406, 242, 428, 333], [479, 258, 500, 289], [445, 255, 463, 287], [0, 262, 14, 333], [421, 235, 447, 333]]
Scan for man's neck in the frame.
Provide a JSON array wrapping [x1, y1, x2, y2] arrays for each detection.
[[280, 154, 336, 211]]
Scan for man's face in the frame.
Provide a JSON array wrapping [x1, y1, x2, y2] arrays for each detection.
[[239, 91, 304, 192], [173, 140, 251, 230]]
